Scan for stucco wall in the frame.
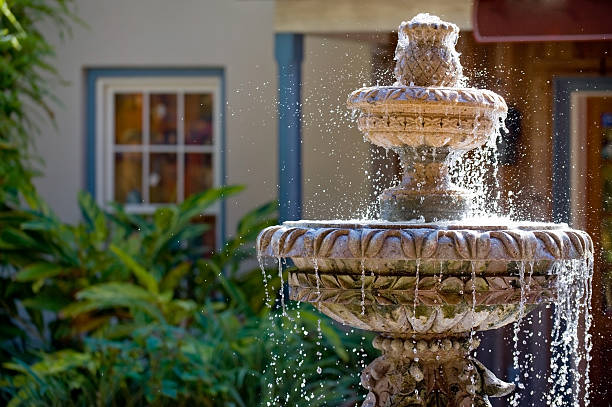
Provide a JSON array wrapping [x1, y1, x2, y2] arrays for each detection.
[[302, 35, 372, 220]]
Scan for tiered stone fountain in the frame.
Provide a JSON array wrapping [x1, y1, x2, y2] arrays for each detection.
[[257, 14, 593, 407]]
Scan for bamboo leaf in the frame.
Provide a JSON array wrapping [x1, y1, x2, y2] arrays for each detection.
[[63, 282, 165, 321], [77, 190, 107, 242], [110, 244, 159, 294], [14, 262, 64, 282], [160, 262, 191, 293]]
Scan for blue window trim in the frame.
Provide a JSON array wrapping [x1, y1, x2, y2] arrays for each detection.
[[552, 76, 612, 223], [85, 67, 227, 242]]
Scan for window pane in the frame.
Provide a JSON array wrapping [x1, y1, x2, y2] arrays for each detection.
[[114, 152, 142, 203], [150, 153, 177, 203], [115, 93, 142, 144], [185, 153, 213, 197], [185, 93, 213, 145], [150, 94, 177, 145]]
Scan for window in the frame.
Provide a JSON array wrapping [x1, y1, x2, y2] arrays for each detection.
[[88, 71, 224, 250]]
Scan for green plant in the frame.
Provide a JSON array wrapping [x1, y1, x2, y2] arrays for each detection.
[[0, 188, 371, 406], [0, 0, 79, 206], [0, 186, 241, 352]]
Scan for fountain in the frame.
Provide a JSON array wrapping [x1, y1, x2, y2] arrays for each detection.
[[257, 14, 593, 407]]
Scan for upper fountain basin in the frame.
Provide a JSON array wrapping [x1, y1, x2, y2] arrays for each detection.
[[347, 85, 507, 150]]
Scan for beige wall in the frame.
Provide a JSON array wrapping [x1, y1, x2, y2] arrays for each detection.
[[276, 0, 472, 33], [36, 0, 278, 234], [302, 35, 373, 219]]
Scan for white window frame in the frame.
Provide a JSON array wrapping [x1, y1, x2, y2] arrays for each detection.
[[95, 76, 222, 244]]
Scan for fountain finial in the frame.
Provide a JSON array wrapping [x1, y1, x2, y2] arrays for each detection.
[[394, 13, 462, 87]]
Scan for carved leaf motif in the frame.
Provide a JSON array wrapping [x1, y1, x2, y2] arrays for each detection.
[[440, 277, 464, 292], [258, 224, 590, 261], [566, 232, 585, 257], [348, 229, 363, 257], [302, 229, 317, 257], [506, 230, 537, 259], [269, 227, 292, 256], [367, 230, 399, 258], [491, 231, 521, 259], [534, 232, 561, 259], [562, 232, 575, 258], [448, 231, 470, 259], [320, 273, 340, 288], [390, 276, 417, 290], [550, 231, 566, 258], [422, 230, 440, 258], [256, 226, 281, 254], [360, 229, 381, 257], [282, 228, 307, 255], [337, 274, 357, 289], [476, 232, 492, 259], [388, 88, 404, 99], [372, 276, 394, 290], [311, 228, 336, 255], [400, 231, 417, 258], [461, 230, 478, 258]]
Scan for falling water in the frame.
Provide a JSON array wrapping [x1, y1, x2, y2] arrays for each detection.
[[313, 258, 321, 295], [413, 259, 421, 315], [469, 261, 477, 348], [510, 261, 527, 406], [360, 259, 366, 315], [546, 257, 593, 407], [258, 255, 272, 307], [278, 257, 287, 316]]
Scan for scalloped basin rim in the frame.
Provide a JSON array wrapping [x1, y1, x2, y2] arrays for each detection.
[[282, 219, 569, 232], [257, 219, 591, 262]]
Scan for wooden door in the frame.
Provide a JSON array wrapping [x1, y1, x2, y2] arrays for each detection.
[[583, 95, 612, 404]]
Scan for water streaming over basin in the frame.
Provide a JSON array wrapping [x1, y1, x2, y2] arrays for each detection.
[[259, 222, 593, 406], [256, 13, 594, 407]]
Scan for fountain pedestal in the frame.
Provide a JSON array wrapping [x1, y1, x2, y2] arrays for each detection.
[[362, 336, 513, 407]]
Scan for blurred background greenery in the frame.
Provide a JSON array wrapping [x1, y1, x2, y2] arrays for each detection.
[[0, 1, 371, 405]]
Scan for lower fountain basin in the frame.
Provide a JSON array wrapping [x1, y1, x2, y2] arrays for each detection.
[[257, 220, 591, 336]]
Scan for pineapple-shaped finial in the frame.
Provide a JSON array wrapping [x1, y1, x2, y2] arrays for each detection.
[[394, 13, 463, 87]]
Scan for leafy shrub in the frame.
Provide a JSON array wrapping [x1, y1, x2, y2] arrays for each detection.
[[0, 188, 370, 406]]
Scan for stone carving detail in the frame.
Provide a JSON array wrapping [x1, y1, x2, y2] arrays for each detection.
[[346, 14, 507, 223], [393, 14, 462, 87], [347, 86, 506, 112], [316, 302, 533, 335], [355, 114, 495, 150], [257, 223, 592, 262], [362, 336, 514, 407], [288, 272, 556, 306]]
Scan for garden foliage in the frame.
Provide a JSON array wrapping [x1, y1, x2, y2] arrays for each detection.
[[0, 1, 370, 405]]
